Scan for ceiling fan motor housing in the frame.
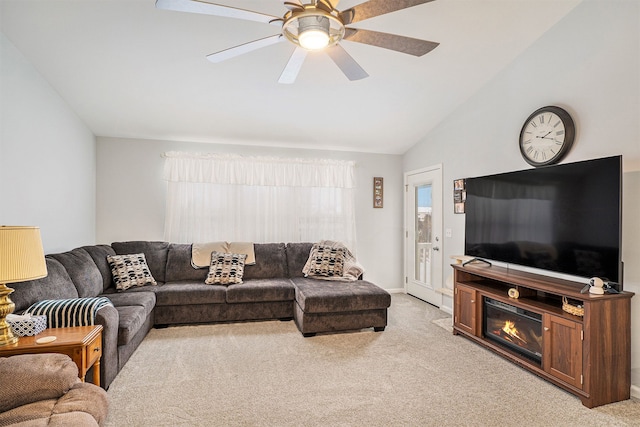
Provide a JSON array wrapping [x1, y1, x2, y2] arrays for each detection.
[[282, 5, 345, 51]]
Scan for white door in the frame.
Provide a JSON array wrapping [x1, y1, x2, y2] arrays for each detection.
[[405, 166, 443, 307]]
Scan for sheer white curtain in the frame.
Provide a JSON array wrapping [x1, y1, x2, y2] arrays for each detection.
[[163, 152, 357, 251]]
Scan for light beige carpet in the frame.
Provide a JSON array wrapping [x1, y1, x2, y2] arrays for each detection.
[[432, 316, 453, 333], [105, 294, 639, 426]]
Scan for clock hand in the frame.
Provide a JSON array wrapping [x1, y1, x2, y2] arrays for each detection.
[[538, 131, 552, 139]]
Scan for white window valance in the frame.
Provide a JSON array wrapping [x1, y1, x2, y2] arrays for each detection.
[[163, 151, 356, 188]]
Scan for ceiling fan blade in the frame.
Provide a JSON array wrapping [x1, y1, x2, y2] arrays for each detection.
[[206, 35, 284, 63], [339, 0, 435, 25], [315, 0, 334, 13], [326, 44, 369, 81], [278, 47, 308, 84], [324, 0, 340, 7], [344, 28, 439, 56], [155, 0, 281, 26], [283, 1, 304, 12]]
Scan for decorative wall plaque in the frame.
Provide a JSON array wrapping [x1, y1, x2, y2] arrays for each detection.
[[454, 179, 466, 214], [373, 177, 383, 208]]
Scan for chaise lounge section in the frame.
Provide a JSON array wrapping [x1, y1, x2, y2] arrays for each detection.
[[286, 242, 390, 337], [9, 241, 391, 390]]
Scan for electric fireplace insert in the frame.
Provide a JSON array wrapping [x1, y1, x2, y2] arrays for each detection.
[[482, 297, 543, 364]]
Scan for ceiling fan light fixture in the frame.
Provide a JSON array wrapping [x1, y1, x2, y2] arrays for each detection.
[[299, 29, 329, 50], [282, 5, 345, 52], [298, 16, 330, 50]]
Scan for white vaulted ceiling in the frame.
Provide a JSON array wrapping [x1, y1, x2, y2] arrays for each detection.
[[0, 0, 582, 154]]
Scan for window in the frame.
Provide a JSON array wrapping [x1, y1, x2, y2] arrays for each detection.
[[163, 152, 357, 251]]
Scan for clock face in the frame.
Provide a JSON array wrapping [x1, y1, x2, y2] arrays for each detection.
[[519, 106, 575, 167]]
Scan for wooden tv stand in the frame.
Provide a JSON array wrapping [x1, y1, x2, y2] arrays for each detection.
[[452, 263, 634, 408]]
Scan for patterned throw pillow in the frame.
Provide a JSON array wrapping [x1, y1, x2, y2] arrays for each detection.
[[107, 253, 157, 291], [205, 252, 247, 285], [306, 245, 346, 277]]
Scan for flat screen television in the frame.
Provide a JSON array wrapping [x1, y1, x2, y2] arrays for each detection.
[[464, 155, 623, 288]]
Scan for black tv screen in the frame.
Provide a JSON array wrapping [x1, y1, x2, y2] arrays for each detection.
[[464, 156, 622, 285]]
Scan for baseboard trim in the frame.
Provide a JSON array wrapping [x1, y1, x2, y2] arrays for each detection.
[[386, 288, 406, 294], [439, 305, 453, 315], [631, 384, 640, 400]]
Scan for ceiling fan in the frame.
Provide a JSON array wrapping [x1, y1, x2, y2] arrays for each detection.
[[155, 0, 439, 83]]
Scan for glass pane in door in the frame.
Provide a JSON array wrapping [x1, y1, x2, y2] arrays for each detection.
[[415, 185, 432, 283]]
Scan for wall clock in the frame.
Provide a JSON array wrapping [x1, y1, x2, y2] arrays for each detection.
[[519, 106, 575, 167]]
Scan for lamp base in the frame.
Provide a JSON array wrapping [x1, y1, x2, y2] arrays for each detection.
[[0, 284, 18, 346]]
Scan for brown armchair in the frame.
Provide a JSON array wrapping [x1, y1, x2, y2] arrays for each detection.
[[0, 353, 108, 426]]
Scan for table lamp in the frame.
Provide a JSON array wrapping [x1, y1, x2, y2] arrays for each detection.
[[0, 226, 47, 346]]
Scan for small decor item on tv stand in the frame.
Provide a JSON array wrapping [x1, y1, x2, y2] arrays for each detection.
[[588, 277, 605, 295], [562, 297, 584, 317], [453, 178, 466, 214], [507, 286, 536, 299], [373, 177, 383, 208]]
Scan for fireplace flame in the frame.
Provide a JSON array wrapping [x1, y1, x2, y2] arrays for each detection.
[[501, 320, 527, 345]]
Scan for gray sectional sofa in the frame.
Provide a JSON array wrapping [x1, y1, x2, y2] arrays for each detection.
[[10, 241, 391, 390]]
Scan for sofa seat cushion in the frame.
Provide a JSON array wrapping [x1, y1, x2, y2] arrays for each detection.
[[104, 283, 165, 295], [154, 282, 227, 306], [103, 292, 155, 346], [226, 279, 295, 304], [292, 277, 391, 314], [115, 305, 150, 346], [104, 292, 156, 316]]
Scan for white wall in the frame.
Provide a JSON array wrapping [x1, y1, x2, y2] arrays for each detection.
[[96, 137, 404, 291], [0, 32, 96, 253], [403, 0, 640, 391]]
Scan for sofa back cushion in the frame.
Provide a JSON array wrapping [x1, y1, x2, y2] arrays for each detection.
[[285, 242, 314, 278], [49, 248, 103, 298], [165, 244, 209, 282], [81, 245, 116, 291], [243, 243, 288, 280], [111, 241, 169, 283], [166, 243, 288, 282], [10, 258, 79, 312]]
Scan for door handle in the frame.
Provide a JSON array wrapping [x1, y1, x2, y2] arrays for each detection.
[[433, 246, 440, 251]]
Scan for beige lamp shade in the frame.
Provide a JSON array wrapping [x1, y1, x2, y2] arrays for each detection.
[[0, 226, 47, 283]]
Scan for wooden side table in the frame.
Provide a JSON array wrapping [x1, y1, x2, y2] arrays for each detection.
[[0, 325, 103, 386]]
